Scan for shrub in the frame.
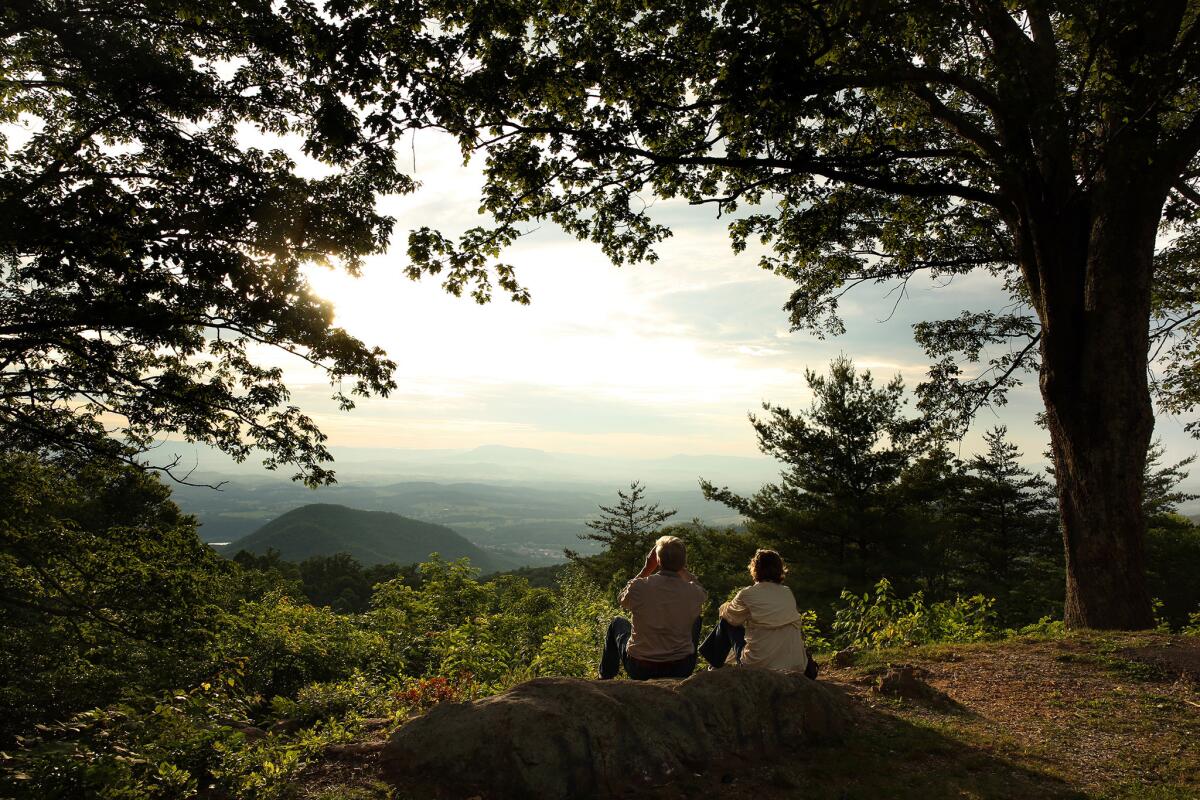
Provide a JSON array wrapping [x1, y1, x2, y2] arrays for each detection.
[[368, 558, 562, 690], [531, 564, 617, 678], [1012, 616, 1067, 640], [218, 592, 397, 699], [799, 608, 831, 654], [280, 672, 401, 724], [830, 578, 998, 649], [3, 677, 248, 800], [209, 719, 354, 800], [3, 673, 359, 800]]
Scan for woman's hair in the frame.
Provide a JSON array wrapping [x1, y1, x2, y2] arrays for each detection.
[[655, 535, 687, 572], [748, 549, 786, 583]]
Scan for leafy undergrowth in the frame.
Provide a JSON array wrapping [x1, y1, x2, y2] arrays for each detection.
[[294, 632, 1200, 800]]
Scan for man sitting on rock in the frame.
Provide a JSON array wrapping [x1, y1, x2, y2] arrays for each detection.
[[599, 535, 706, 680]]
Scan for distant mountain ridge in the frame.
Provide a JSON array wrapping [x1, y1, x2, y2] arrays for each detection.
[[176, 478, 742, 565], [165, 441, 786, 491], [226, 503, 505, 571]]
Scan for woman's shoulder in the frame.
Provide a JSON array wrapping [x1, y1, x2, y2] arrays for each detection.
[[761, 581, 799, 605], [741, 581, 789, 599]]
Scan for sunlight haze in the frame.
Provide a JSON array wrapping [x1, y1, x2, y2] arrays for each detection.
[[251, 129, 1198, 487]]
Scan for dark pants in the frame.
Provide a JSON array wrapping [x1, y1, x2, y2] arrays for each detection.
[[599, 617, 701, 680], [698, 617, 746, 668]]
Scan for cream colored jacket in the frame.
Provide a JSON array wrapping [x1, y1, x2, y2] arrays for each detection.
[[719, 581, 808, 670]]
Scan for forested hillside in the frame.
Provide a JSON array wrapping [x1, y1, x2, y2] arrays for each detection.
[[226, 503, 510, 572]]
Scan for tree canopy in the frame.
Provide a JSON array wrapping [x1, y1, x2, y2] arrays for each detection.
[[0, 0, 416, 484], [377, 0, 1200, 628], [383, 0, 1200, 405]]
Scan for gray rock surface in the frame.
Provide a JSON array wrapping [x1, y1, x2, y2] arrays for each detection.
[[380, 668, 851, 799]]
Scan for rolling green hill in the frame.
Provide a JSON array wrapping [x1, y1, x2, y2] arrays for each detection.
[[226, 504, 504, 571]]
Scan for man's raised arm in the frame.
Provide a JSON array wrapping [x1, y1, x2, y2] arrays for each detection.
[[619, 547, 660, 610]]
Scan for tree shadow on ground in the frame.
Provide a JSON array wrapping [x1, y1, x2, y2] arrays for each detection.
[[632, 684, 1085, 800], [312, 683, 1085, 800]]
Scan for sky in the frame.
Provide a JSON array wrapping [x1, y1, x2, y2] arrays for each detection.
[[247, 128, 1198, 482]]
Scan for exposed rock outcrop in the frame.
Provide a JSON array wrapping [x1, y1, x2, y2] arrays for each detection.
[[831, 647, 860, 667], [380, 668, 852, 799], [874, 664, 956, 708]]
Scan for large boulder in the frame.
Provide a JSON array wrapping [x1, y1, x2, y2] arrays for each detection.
[[380, 668, 852, 799]]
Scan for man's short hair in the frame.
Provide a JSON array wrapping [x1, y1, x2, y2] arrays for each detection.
[[655, 535, 686, 572]]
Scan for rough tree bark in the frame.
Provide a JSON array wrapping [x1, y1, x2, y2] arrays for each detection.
[[1032, 166, 1165, 629]]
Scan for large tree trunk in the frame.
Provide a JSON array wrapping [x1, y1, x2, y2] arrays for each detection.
[[1044, 368, 1155, 630], [1032, 174, 1164, 630]]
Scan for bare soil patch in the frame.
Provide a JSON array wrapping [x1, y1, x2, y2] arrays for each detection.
[[1120, 637, 1200, 685]]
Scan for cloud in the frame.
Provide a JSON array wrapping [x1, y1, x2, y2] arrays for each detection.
[[257, 128, 1199, 493]]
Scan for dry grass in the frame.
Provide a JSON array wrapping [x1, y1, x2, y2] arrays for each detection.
[[770, 632, 1200, 800]]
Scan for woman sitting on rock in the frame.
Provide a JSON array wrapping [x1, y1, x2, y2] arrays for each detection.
[[698, 549, 812, 674]]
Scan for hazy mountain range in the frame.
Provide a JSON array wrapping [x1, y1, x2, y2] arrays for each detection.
[[172, 443, 784, 490], [177, 444, 1200, 569], [173, 445, 760, 565]]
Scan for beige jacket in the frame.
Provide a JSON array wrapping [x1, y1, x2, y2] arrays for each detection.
[[719, 581, 808, 670]]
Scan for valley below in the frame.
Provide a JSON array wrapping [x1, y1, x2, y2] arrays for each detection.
[[173, 449, 749, 567]]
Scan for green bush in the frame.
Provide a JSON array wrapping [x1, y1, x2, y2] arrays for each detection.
[[3, 672, 362, 800], [367, 557, 562, 691], [531, 564, 618, 678], [3, 677, 248, 800], [799, 608, 831, 654], [210, 719, 354, 800], [1012, 615, 1067, 640], [830, 578, 998, 649], [280, 672, 401, 724], [219, 592, 399, 699]]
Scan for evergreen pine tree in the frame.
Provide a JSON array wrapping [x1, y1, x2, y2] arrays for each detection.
[[1142, 441, 1200, 627], [703, 356, 920, 590], [1142, 442, 1198, 522], [565, 482, 676, 590], [959, 427, 1060, 621], [891, 443, 970, 599]]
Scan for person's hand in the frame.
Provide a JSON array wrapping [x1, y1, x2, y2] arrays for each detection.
[[638, 547, 659, 577]]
